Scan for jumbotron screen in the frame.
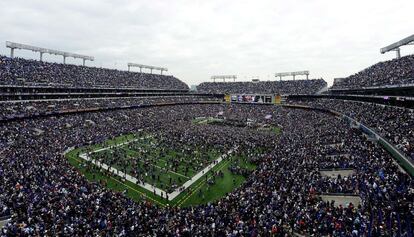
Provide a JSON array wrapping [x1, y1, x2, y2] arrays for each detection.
[[231, 94, 273, 103]]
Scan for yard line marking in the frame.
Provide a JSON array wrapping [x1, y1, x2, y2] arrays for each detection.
[[87, 136, 152, 155], [69, 155, 166, 207], [78, 153, 170, 199], [175, 159, 230, 206], [176, 159, 231, 207], [151, 164, 190, 179], [78, 136, 237, 201], [167, 148, 235, 200], [109, 177, 166, 207], [124, 149, 192, 179], [124, 154, 191, 179]]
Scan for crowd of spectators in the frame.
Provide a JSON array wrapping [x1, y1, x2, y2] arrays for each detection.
[[289, 98, 414, 162], [93, 132, 222, 193], [0, 55, 188, 90], [0, 103, 412, 236], [0, 96, 220, 121], [196, 79, 327, 95], [332, 55, 414, 89]]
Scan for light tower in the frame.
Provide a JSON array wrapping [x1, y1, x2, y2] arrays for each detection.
[[6, 41, 94, 66], [127, 63, 168, 75], [210, 75, 237, 82], [380, 34, 414, 59], [275, 71, 309, 81]]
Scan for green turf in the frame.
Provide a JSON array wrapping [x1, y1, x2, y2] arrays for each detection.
[[66, 148, 168, 206], [87, 135, 221, 190], [192, 117, 224, 125], [65, 132, 262, 207], [271, 126, 281, 134], [178, 155, 256, 207]]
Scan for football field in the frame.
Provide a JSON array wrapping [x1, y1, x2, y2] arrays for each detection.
[[66, 132, 258, 207]]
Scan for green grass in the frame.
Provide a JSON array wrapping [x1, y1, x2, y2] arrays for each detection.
[[90, 135, 221, 191], [271, 126, 281, 135], [65, 132, 260, 207], [192, 117, 224, 125], [66, 148, 169, 207], [193, 117, 282, 136], [178, 156, 256, 207]]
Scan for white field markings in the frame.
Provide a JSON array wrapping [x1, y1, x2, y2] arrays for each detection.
[[149, 162, 190, 179], [124, 148, 191, 179], [168, 148, 235, 199], [78, 137, 236, 200], [0, 218, 11, 229]]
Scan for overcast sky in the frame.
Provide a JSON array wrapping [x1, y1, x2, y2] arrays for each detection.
[[1, 0, 413, 86]]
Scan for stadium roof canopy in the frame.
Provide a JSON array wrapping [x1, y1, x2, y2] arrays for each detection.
[[275, 70, 309, 80], [210, 75, 237, 82], [127, 63, 168, 75], [6, 41, 94, 65], [380, 34, 414, 59]]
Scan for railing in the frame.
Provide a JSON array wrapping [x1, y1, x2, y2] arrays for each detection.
[[342, 114, 414, 175], [2, 100, 412, 175], [282, 103, 414, 176], [0, 101, 222, 123], [330, 80, 414, 91]]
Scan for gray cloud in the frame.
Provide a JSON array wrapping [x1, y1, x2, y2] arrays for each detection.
[[1, 0, 413, 86]]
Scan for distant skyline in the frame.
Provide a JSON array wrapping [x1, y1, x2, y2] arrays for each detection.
[[1, 0, 413, 86]]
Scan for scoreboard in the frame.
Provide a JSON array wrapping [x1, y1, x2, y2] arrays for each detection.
[[226, 94, 283, 104]]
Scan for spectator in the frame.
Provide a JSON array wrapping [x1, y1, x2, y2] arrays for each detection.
[[197, 79, 327, 95], [332, 55, 414, 89], [0, 103, 412, 236], [0, 55, 188, 90]]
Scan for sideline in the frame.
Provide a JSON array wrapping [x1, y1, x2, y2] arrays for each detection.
[[68, 155, 166, 207], [175, 159, 231, 207], [78, 139, 236, 200]]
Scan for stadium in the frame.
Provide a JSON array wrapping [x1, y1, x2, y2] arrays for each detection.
[[0, 1, 414, 236]]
